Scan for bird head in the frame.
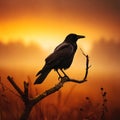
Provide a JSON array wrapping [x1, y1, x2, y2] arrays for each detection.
[[64, 33, 85, 43]]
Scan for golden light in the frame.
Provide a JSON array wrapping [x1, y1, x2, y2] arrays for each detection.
[[0, 9, 119, 56], [0, 16, 94, 53]]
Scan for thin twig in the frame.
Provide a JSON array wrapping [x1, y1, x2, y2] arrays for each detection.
[[7, 76, 24, 97], [24, 81, 29, 98]]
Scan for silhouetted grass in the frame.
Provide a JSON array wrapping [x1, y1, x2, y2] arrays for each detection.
[[0, 76, 118, 120]]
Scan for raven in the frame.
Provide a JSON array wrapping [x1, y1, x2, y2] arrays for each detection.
[[34, 33, 85, 84]]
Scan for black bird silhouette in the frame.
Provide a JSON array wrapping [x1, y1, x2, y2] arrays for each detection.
[[34, 33, 85, 84]]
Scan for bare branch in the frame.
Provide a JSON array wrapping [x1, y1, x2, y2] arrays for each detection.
[[7, 76, 24, 97], [31, 50, 89, 105], [67, 79, 87, 83], [6, 49, 90, 120], [80, 47, 86, 56], [83, 54, 89, 80], [24, 81, 29, 98], [66, 50, 89, 83]]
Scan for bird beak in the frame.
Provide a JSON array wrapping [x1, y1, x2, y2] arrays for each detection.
[[77, 35, 85, 39]]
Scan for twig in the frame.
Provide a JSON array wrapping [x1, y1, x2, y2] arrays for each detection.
[[24, 81, 29, 98], [7, 76, 24, 97]]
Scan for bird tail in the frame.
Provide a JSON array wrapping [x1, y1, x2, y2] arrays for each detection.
[[34, 68, 51, 84]]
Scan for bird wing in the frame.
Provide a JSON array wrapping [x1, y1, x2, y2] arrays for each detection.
[[54, 42, 71, 52], [45, 42, 74, 68]]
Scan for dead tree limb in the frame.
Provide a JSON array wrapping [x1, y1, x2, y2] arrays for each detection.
[[7, 51, 90, 120]]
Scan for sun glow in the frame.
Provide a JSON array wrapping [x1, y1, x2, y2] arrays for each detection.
[[0, 16, 94, 53]]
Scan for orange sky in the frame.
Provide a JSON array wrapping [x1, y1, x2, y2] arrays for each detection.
[[0, 0, 120, 52]]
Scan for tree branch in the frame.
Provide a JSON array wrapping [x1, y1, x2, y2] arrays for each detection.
[[24, 81, 29, 98], [7, 76, 24, 97], [6, 50, 90, 120], [31, 77, 87, 106], [31, 51, 89, 105]]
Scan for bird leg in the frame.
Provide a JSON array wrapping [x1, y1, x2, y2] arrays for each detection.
[[55, 69, 69, 80], [56, 69, 63, 80], [60, 69, 69, 79]]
